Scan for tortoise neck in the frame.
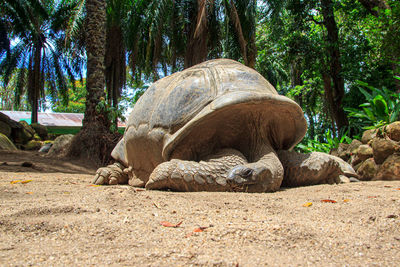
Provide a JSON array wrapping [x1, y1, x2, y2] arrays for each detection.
[[250, 140, 276, 163]]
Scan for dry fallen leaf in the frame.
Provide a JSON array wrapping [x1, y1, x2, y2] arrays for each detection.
[[302, 202, 313, 207], [321, 199, 337, 203], [10, 180, 22, 184], [384, 185, 392, 188], [367, 196, 377, 198], [21, 180, 32, 184], [185, 226, 209, 238], [88, 185, 102, 187], [343, 199, 350, 202], [25, 192, 33, 194], [133, 188, 146, 192], [160, 221, 182, 228]]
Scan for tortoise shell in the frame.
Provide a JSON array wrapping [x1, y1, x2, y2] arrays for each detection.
[[114, 59, 307, 182]]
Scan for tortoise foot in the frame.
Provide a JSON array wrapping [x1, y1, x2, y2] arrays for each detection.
[[93, 162, 128, 185], [145, 149, 248, 191]]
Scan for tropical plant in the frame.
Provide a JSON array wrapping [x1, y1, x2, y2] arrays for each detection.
[[0, 0, 83, 123], [296, 129, 352, 153], [346, 79, 400, 130]]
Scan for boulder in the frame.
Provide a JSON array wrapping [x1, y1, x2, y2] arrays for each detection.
[[0, 121, 11, 137], [357, 144, 373, 161], [0, 133, 17, 151], [385, 121, 400, 141], [374, 154, 400, 180], [31, 123, 48, 140], [371, 138, 398, 164], [357, 158, 378, 181], [48, 134, 74, 156], [24, 140, 43, 151], [0, 112, 21, 138], [19, 121, 35, 136], [361, 129, 376, 144], [12, 125, 33, 144]]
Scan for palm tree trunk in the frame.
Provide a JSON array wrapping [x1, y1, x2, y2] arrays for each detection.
[[83, 0, 109, 131], [30, 40, 42, 124], [68, 0, 119, 166]]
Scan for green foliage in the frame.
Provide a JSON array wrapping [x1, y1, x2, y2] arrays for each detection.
[[296, 129, 352, 153], [95, 96, 126, 133], [0, 0, 84, 121], [51, 79, 86, 113], [345, 80, 400, 130]]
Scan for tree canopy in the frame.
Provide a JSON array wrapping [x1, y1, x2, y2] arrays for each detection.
[[1, 0, 399, 157]]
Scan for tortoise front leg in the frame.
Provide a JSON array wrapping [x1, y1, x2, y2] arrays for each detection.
[[145, 149, 250, 192]]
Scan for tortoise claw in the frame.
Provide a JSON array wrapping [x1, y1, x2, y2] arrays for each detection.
[[92, 163, 128, 185]]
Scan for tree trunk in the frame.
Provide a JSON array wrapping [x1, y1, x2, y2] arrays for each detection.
[[30, 40, 42, 124], [320, 0, 349, 134], [358, 0, 389, 17], [184, 0, 208, 68], [68, 0, 120, 166], [105, 25, 125, 131], [83, 0, 109, 131]]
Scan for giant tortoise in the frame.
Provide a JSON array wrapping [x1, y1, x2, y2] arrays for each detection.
[[93, 59, 357, 192]]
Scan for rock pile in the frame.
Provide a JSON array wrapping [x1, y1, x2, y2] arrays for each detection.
[[0, 112, 50, 151], [331, 121, 400, 180]]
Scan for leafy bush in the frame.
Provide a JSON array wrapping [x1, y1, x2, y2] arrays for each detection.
[[295, 129, 352, 153], [345, 79, 400, 130]]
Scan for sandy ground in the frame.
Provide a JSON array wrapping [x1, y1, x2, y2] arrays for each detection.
[[0, 150, 400, 266]]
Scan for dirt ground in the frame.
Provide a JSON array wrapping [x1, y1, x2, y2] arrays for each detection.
[[0, 150, 399, 266]]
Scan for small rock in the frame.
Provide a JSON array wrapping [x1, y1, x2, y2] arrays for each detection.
[[48, 134, 74, 157], [375, 155, 400, 180], [386, 214, 398, 219], [39, 142, 53, 153], [361, 129, 377, 144], [371, 138, 397, 164], [357, 158, 378, 181], [357, 144, 373, 161], [385, 121, 400, 141], [349, 139, 363, 154], [23, 140, 42, 151], [339, 175, 350, 183]]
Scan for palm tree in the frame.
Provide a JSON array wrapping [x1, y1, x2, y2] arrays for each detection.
[[81, 0, 109, 131], [67, 0, 121, 165], [0, 0, 82, 123], [125, 0, 258, 82]]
